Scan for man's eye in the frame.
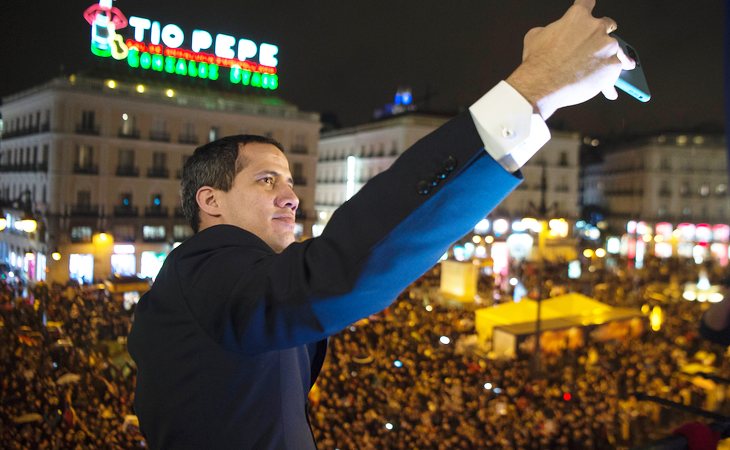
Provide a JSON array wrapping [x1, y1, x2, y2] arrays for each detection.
[[260, 177, 274, 185]]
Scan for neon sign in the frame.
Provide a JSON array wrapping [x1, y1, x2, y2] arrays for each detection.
[[83, 0, 279, 90]]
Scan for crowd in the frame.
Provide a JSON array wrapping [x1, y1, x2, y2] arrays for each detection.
[[0, 280, 143, 449], [1, 254, 729, 448]]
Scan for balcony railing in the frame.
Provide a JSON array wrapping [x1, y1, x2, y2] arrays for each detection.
[[71, 204, 100, 217], [178, 134, 199, 145], [75, 124, 100, 135], [145, 205, 169, 217], [1, 123, 49, 138], [118, 128, 141, 139], [116, 166, 139, 177], [147, 167, 169, 178], [114, 205, 139, 217], [73, 164, 99, 175], [149, 131, 171, 142]]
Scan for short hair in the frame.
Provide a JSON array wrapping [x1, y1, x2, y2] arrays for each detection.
[[180, 134, 285, 233]]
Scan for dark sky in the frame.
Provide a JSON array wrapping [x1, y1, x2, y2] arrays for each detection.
[[0, 0, 725, 136]]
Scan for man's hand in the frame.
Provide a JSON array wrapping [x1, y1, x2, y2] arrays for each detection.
[[506, 0, 635, 119]]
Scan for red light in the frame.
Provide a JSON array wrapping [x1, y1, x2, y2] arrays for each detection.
[[563, 392, 572, 401]]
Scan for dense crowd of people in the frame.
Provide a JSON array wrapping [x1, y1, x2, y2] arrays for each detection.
[[1, 254, 729, 448]]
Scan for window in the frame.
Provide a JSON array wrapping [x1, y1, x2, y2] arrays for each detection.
[[80, 110, 96, 132], [209, 126, 219, 142], [113, 225, 136, 242], [75, 145, 94, 168], [700, 184, 710, 197], [173, 225, 193, 241], [77, 190, 91, 206], [152, 152, 167, 169], [119, 149, 135, 167], [121, 192, 133, 206], [143, 225, 166, 241], [559, 151, 569, 167], [151, 193, 162, 207], [121, 113, 137, 136], [71, 226, 93, 243]]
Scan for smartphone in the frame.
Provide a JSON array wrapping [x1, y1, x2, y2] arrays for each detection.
[[612, 34, 651, 102]]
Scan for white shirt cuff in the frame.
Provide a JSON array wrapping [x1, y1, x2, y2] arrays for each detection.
[[468, 80, 551, 172]]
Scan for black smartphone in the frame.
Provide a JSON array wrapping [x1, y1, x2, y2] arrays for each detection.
[[612, 34, 651, 102]]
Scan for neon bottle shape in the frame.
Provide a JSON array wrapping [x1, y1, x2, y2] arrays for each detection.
[[90, 0, 113, 57]]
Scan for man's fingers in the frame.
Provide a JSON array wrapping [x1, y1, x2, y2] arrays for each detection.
[[616, 47, 636, 71], [573, 0, 596, 13], [601, 17, 618, 34], [602, 85, 618, 101]]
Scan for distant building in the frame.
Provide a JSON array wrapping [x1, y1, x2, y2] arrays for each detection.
[[0, 75, 319, 284], [315, 111, 582, 233], [582, 133, 730, 264], [582, 133, 730, 228]]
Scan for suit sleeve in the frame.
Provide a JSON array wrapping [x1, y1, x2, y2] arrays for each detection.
[[182, 111, 523, 354]]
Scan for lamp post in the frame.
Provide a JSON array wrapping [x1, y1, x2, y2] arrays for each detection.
[[0, 190, 38, 234]]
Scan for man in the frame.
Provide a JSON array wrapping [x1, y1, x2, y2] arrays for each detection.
[[128, 0, 634, 448]]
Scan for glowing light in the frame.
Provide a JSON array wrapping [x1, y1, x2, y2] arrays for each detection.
[[439, 336, 451, 345], [493, 219, 509, 236], [649, 305, 663, 331], [136, 84, 146, 93], [346, 156, 357, 200], [485, 236, 495, 244], [606, 237, 621, 254], [595, 248, 607, 258], [51, 252, 62, 261], [425, 305, 433, 312], [472, 235, 482, 244], [474, 219, 490, 235], [166, 88, 175, 97], [18, 218, 38, 233], [0, 217, 6, 231], [583, 249, 594, 258], [106, 79, 117, 89], [484, 382, 493, 390], [385, 423, 394, 431], [393, 360, 403, 368], [548, 218, 569, 238], [122, 113, 129, 121], [563, 392, 572, 401], [509, 277, 518, 286]]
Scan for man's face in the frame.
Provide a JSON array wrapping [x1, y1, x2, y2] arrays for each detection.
[[217, 143, 299, 252]]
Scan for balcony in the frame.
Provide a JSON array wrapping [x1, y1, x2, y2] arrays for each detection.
[[290, 145, 309, 155], [116, 166, 140, 177], [71, 204, 100, 217], [118, 128, 141, 139], [145, 205, 169, 217], [114, 205, 138, 217], [75, 124, 100, 135], [149, 131, 171, 142], [178, 134, 199, 145], [1, 124, 48, 139], [73, 164, 99, 175], [147, 167, 169, 179]]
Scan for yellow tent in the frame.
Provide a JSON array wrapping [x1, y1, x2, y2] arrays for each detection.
[[474, 299, 564, 342], [541, 293, 613, 317]]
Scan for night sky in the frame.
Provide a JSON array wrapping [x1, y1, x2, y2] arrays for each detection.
[[0, 0, 725, 137]]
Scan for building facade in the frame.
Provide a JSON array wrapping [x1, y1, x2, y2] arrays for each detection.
[[582, 133, 730, 228], [0, 75, 319, 284], [315, 113, 582, 231]]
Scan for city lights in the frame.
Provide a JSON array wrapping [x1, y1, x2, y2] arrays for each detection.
[[439, 336, 451, 345]]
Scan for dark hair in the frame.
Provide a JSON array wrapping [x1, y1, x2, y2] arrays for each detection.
[[180, 134, 285, 232]]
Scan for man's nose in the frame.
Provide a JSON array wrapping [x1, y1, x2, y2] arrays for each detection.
[[276, 184, 299, 210]]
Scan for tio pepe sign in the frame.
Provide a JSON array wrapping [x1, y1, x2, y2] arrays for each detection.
[[83, 0, 279, 90]]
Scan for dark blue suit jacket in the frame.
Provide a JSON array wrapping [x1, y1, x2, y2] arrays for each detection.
[[127, 111, 522, 449]]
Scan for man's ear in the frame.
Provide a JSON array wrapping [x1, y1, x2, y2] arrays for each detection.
[[196, 186, 222, 218]]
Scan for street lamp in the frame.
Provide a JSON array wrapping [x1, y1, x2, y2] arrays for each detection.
[[1, 190, 38, 234]]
